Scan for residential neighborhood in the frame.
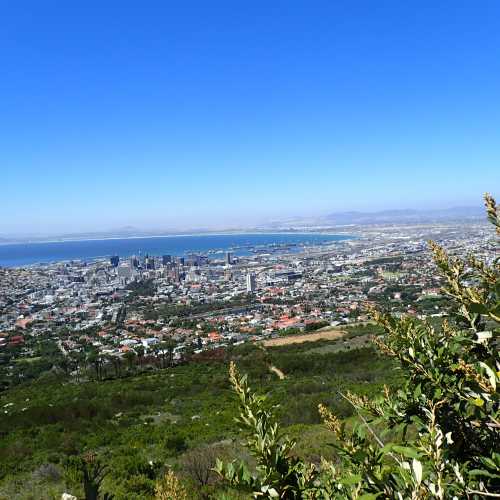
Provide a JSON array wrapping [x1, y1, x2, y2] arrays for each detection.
[[0, 221, 495, 388]]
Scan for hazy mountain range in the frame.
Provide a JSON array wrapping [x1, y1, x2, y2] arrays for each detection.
[[260, 206, 486, 229], [0, 206, 486, 244], [323, 206, 484, 225]]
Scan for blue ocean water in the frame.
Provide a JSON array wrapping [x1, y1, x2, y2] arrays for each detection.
[[0, 233, 352, 268]]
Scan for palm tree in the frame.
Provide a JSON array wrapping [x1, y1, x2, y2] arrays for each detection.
[[166, 339, 177, 367], [151, 343, 164, 369], [85, 350, 102, 381], [135, 345, 145, 368], [101, 354, 115, 379], [70, 351, 85, 382], [156, 340, 176, 368], [110, 355, 122, 378], [123, 350, 136, 372]]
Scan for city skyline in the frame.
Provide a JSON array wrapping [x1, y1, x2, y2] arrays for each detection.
[[2, 1, 500, 234]]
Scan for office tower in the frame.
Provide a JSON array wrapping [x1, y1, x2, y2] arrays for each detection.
[[162, 255, 172, 266], [187, 268, 199, 282], [172, 268, 180, 283], [117, 263, 133, 280], [187, 253, 201, 266], [110, 255, 119, 267], [226, 251, 232, 265], [246, 272, 257, 292], [130, 256, 139, 268]]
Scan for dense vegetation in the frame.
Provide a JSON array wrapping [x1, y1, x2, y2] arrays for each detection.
[[214, 194, 500, 498], [0, 332, 395, 499]]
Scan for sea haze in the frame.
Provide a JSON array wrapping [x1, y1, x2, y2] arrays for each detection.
[[0, 233, 352, 268]]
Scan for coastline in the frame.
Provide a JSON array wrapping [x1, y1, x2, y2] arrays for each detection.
[[0, 230, 355, 246], [0, 232, 355, 268]]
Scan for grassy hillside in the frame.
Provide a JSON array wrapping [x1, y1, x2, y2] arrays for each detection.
[[0, 335, 398, 499]]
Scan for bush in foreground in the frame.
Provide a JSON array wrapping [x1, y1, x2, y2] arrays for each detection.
[[214, 194, 499, 498]]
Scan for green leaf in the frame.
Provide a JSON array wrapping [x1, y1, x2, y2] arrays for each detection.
[[413, 384, 421, 398], [341, 474, 362, 485], [480, 457, 499, 470], [412, 458, 423, 484], [391, 445, 421, 459], [468, 303, 488, 314], [468, 469, 500, 479], [479, 362, 497, 391]]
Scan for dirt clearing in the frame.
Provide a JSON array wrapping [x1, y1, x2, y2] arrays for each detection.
[[262, 328, 345, 347]]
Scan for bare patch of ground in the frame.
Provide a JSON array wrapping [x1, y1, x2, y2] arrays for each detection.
[[262, 328, 345, 347], [305, 334, 374, 354], [141, 411, 180, 425]]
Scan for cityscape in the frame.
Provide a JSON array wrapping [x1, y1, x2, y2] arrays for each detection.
[[1, 220, 494, 388], [1, 1, 499, 498]]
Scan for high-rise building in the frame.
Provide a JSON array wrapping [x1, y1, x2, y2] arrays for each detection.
[[187, 268, 200, 282], [117, 263, 134, 281], [226, 252, 232, 265], [162, 255, 172, 266], [187, 254, 201, 266], [246, 273, 257, 292], [110, 255, 119, 267], [172, 268, 180, 283]]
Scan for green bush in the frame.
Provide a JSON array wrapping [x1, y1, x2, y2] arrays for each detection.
[[216, 194, 500, 498]]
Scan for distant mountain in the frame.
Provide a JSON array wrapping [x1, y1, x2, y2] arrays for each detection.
[[323, 206, 484, 225], [0, 206, 487, 245], [260, 206, 486, 229]]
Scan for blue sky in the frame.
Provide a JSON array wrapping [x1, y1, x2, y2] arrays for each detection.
[[1, 1, 499, 234]]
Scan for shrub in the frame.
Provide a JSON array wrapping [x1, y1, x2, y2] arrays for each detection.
[[155, 469, 188, 500], [32, 463, 62, 483], [216, 193, 500, 498]]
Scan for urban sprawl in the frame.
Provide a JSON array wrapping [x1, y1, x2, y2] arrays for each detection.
[[0, 222, 495, 388]]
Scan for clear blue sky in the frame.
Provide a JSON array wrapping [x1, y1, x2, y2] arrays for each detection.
[[1, 1, 499, 234]]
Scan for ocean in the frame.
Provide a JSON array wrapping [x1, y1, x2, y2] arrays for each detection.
[[0, 233, 352, 268]]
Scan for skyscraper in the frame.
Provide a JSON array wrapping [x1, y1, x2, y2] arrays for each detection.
[[110, 255, 119, 267], [226, 252, 232, 265], [246, 273, 256, 292]]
